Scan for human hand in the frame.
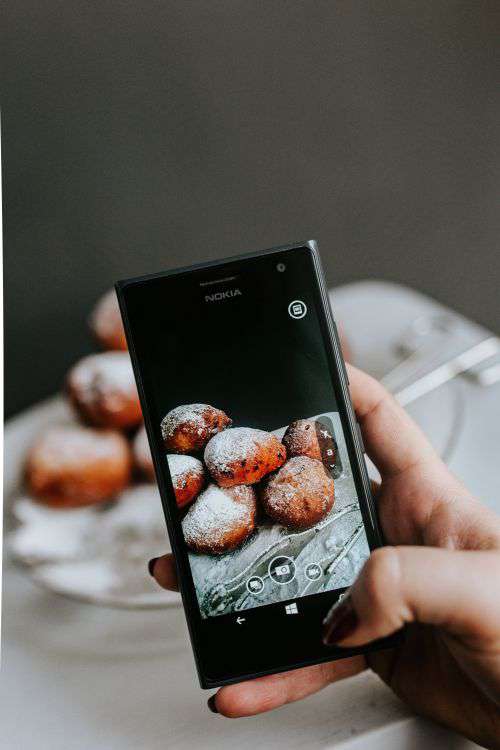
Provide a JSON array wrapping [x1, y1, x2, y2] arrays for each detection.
[[150, 365, 500, 748]]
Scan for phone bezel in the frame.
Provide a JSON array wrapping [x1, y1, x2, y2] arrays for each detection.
[[116, 240, 396, 688]]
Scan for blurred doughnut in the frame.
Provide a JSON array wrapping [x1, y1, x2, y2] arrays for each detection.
[[89, 289, 127, 351], [26, 425, 132, 508], [67, 352, 142, 430], [133, 425, 155, 480]]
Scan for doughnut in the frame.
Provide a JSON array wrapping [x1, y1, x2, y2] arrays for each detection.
[[167, 454, 206, 508], [182, 483, 257, 554], [282, 418, 336, 464], [67, 351, 142, 430], [204, 427, 286, 487], [133, 425, 155, 480], [89, 289, 128, 351], [26, 425, 132, 508], [260, 455, 334, 529], [161, 404, 231, 454]]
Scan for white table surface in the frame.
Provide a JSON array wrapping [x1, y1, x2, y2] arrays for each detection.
[[3, 280, 495, 750]]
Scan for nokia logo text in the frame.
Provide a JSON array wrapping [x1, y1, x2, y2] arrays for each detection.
[[205, 289, 242, 302]]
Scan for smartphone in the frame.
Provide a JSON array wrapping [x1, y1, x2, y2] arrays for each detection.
[[116, 240, 391, 688]]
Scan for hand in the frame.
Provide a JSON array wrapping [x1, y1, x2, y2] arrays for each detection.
[[149, 365, 500, 748]]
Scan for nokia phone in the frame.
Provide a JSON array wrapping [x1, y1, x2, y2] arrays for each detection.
[[116, 240, 392, 688]]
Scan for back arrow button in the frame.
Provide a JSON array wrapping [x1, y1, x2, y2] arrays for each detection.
[[236, 616, 246, 625]]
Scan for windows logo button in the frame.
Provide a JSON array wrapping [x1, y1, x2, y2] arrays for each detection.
[[285, 602, 298, 615]]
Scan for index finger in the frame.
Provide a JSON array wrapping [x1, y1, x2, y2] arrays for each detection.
[[149, 553, 179, 591], [346, 364, 437, 479]]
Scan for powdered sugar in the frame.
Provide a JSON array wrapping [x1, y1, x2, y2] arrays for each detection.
[[161, 404, 232, 453], [182, 483, 255, 550], [30, 426, 129, 469], [133, 425, 151, 464], [204, 427, 274, 473], [161, 404, 211, 440], [89, 289, 124, 341], [262, 456, 334, 517], [68, 352, 138, 410], [167, 454, 204, 488], [132, 425, 156, 479]]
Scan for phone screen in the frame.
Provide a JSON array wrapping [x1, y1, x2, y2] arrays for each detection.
[[119, 244, 381, 683]]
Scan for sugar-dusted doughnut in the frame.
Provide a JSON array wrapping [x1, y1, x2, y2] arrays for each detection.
[[67, 351, 142, 430], [133, 425, 155, 480], [182, 483, 257, 554], [167, 454, 206, 508], [204, 427, 286, 487], [161, 404, 231, 454], [282, 418, 336, 463], [260, 455, 334, 529], [26, 425, 132, 508], [89, 288, 128, 351]]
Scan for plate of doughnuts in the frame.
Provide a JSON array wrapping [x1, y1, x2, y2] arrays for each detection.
[[7, 289, 177, 608], [158, 402, 370, 619]]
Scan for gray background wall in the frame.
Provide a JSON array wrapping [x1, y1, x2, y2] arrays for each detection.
[[2, 1, 499, 418]]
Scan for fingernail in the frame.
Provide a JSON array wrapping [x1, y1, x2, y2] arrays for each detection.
[[323, 594, 359, 645], [148, 557, 159, 577], [207, 695, 219, 714]]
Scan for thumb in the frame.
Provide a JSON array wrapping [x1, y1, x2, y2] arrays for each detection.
[[323, 546, 500, 648]]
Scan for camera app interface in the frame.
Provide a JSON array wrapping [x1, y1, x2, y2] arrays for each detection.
[[127, 250, 370, 619]]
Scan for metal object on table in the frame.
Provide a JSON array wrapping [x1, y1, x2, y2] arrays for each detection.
[[381, 313, 457, 391], [382, 311, 500, 406], [381, 314, 500, 465], [466, 360, 500, 387], [394, 336, 500, 407]]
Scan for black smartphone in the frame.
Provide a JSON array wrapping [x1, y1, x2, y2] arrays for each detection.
[[116, 240, 390, 688]]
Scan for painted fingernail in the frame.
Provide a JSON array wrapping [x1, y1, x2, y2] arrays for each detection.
[[148, 557, 159, 577], [323, 594, 359, 645], [207, 695, 219, 714]]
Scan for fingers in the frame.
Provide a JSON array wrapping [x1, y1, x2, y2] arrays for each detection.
[[149, 554, 179, 591], [346, 364, 438, 479], [323, 546, 500, 648], [209, 656, 366, 717]]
